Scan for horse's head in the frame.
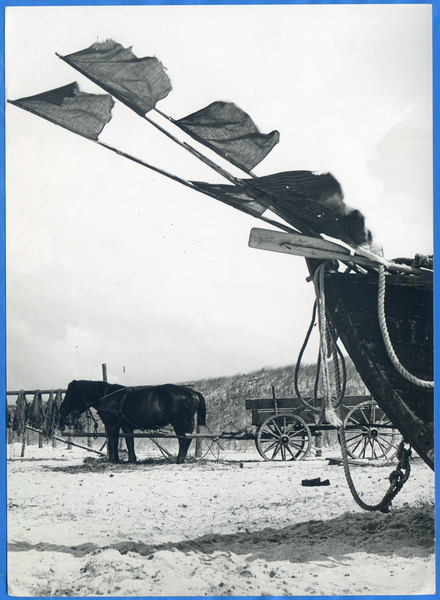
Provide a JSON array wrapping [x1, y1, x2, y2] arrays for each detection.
[[59, 380, 105, 430], [59, 380, 87, 425]]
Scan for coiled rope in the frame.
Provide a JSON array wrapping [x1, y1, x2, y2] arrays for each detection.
[[378, 265, 434, 388]]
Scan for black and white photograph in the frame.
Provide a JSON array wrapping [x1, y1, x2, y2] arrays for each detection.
[[5, 3, 435, 596]]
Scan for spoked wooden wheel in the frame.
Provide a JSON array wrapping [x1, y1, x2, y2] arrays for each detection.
[[341, 400, 403, 460], [256, 411, 312, 461]]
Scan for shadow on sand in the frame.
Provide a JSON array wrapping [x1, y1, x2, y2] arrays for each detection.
[[9, 503, 434, 563]]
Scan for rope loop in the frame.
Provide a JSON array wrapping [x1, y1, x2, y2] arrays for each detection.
[[338, 424, 412, 513], [378, 266, 433, 388]]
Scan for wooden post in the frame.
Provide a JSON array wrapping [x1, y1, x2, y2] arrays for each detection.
[[195, 413, 201, 458], [86, 417, 92, 448], [272, 386, 278, 414], [315, 432, 322, 457], [20, 431, 26, 457], [102, 364, 109, 457]]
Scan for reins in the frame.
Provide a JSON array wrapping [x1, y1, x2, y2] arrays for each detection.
[[81, 389, 101, 438]]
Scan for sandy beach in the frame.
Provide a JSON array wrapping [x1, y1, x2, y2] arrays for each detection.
[[7, 441, 435, 596]]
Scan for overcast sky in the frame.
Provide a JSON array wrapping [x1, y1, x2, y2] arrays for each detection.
[[5, 4, 433, 391]]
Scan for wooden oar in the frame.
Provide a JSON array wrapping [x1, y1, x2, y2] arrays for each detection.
[[248, 228, 431, 276]]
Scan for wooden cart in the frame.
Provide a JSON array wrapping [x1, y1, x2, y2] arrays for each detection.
[[246, 391, 402, 462]]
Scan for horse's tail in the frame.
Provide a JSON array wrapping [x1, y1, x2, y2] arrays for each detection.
[[195, 392, 207, 427]]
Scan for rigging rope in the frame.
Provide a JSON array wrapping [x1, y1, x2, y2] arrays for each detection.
[[378, 265, 434, 389], [313, 264, 342, 427], [294, 301, 318, 413], [294, 275, 346, 426]]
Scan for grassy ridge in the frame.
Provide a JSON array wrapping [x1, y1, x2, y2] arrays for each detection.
[[9, 358, 367, 456], [182, 357, 366, 436]]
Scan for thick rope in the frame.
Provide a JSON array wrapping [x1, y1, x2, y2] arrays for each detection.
[[313, 357, 324, 424], [294, 301, 319, 414], [312, 261, 412, 511], [338, 418, 412, 512], [378, 266, 434, 388], [326, 325, 347, 405], [313, 264, 342, 427], [295, 266, 346, 425]]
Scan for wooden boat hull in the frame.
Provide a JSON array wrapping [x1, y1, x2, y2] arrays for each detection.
[[321, 270, 434, 470]]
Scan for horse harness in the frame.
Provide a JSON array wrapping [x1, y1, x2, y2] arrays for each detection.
[[81, 386, 139, 435]]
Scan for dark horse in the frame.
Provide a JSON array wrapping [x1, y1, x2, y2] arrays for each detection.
[[59, 380, 207, 464]]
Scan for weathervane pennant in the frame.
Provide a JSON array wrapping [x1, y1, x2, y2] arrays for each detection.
[[175, 101, 280, 173], [60, 40, 172, 116], [9, 82, 114, 140]]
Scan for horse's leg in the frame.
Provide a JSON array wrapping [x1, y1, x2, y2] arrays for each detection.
[[106, 423, 120, 463], [121, 425, 137, 463], [176, 435, 192, 464], [173, 416, 194, 464]]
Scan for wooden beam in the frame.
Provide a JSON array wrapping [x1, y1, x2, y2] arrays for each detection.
[[7, 390, 66, 396], [25, 426, 106, 456], [61, 431, 253, 440]]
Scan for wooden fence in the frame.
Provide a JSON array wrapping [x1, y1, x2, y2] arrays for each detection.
[[6, 388, 106, 457]]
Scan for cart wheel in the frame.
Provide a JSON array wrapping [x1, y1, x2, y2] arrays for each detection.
[[340, 400, 403, 460], [256, 411, 312, 461]]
